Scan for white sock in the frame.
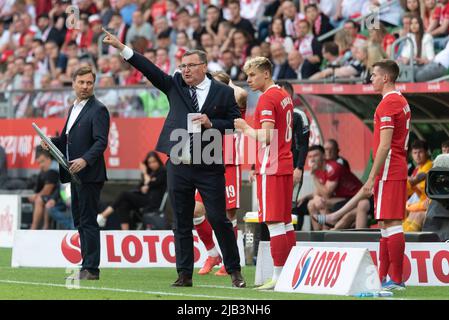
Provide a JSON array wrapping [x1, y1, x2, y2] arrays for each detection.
[[272, 266, 283, 282], [207, 247, 219, 257]]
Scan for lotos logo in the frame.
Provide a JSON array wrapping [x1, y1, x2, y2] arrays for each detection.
[[61, 233, 81, 264], [291, 249, 348, 289], [291, 248, 313, 289]]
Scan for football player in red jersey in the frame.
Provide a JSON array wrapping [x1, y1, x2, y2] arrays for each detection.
[[193, 71, 248, 276], [235, 57, 294, 290]]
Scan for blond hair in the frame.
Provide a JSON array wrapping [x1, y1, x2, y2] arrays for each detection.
[[243, 56, 273, 75], [211, 70, 230, 84]]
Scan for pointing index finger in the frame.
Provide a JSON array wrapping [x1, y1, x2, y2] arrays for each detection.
[[102, 27, 112, 36]]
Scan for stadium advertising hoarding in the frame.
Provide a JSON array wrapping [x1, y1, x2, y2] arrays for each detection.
[[275, 246, 381, 295], [0, 195, 21, 248], [257, 241, 449, 287], [11, 230, 245, 268]]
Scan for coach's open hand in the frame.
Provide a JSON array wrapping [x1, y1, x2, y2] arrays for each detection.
[[102, 27, 125, 51], [69, 158, 87, 174], [234, 118, 248, 132]]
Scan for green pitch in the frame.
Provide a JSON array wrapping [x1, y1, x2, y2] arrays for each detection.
[[0, 248, 447, 300]]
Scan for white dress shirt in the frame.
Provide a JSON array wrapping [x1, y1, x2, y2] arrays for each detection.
[[66, 98, 88, 134]]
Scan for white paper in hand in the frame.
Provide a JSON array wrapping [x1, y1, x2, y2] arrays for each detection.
[[187, 113, 202, 133]]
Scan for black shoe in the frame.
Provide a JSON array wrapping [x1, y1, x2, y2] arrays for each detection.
[[171, 274, 192, 287], [230, 271, 246, 288]]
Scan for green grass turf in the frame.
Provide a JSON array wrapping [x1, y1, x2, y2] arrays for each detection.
[[0, 248, 448, 300]]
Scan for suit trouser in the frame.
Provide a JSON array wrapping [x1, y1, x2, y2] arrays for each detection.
[[167, 161, 241, 277], [71, 182, 103, 274]]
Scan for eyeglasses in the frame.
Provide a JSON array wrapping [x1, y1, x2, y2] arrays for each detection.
[[178, 62, 205, 70]]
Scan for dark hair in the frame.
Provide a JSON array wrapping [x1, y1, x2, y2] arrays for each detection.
[[309, 145, 325, 154], [157, 29, 171, 39], [327, 139, 340, 152], [410, 15, 425, 58], [182, 49, 208, 64], [372, 59, 400, 83], [143, 151, 164, 175], [344, 19, 360, 32], [276, 80, 294, 98], [323, 41, 339, 57], [35, 146, 52, 159], [442, 140, 449, 148], [72, 65, 96, 82], [412, 139, 429, 151], [305, 3, 318, 11], [227, 0, 240, 7], [269, 17, 287, 38]]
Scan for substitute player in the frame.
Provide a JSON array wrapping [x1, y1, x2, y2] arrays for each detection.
[[234, 57, 294, 290], [193, 71, 248, 276], [363, 60, 411, 290]]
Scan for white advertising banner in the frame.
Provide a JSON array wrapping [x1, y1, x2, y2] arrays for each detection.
[[12, 230, 245, 268], [0, 195, 21, 248], [275, 246, 381, 296], [256, 241, 449, 286]]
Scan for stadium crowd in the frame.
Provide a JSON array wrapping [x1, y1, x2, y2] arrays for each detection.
[[1, 0, 449, 118]]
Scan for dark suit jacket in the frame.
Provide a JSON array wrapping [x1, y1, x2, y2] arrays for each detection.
[[52, 95, 110, 184], [274, 61, 298, 80], [126, 51, 241, 171]]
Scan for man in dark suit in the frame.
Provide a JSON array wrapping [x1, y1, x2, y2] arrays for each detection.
[[42, 66, 110, 280], [103, 28, 245, 288]]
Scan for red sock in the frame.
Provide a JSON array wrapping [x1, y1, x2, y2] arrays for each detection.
[[270, 234, 289, 267], [194, 219, 215, 251], [286, 230, 296, 251], [388, 232, 405, 283], [379, 237, 390, 281]]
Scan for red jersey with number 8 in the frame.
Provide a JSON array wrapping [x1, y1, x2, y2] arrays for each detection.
[[373, 91, 411, 181], [254, 85, 293, 176]]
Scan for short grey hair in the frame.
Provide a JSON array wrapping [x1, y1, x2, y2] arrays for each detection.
[[433, 154, 449, 168], [182, 50, 208, 64]]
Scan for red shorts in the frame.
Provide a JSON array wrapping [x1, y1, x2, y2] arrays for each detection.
[[195, 165, 241, 210], [256, 174, 293, 223], [374, 179, 407, 221]]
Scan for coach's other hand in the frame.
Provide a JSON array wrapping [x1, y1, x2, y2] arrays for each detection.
[[192, 114, 212, 129], [69, 158, 87, 174], [102, 27, 125, 51]]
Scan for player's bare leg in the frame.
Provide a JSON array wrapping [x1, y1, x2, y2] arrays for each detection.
[[193, 201, 221, 275], [309, 196, 324, 230], [355, 199, 370, 229]]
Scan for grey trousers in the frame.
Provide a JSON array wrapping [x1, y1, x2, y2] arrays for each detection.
[[415, 62, 447, 82]]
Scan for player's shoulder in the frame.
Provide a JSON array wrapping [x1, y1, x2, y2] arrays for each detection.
[[325, 160, 341, 173]]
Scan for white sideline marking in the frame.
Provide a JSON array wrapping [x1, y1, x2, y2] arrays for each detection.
[[0, 279, 256, 300]]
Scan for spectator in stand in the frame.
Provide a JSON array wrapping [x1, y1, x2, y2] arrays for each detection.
[[288, 50, 304, 79], [343, 20, 366, 44], [226, 0, 256, 40], [97, 73, 120, 108], [155, 47, 175, 75], [153, 16, 176, 43], [300, 0, 338, 19], [294, 19, 322, 78], [220, 49, 244, 81], [205, 4, 224, 39], [188, 13, 206, 49], [0, 19, 10, 53], [36, 13, 65, 47], [166, 0, 179, 26], [126, 10, 155, 47], [174, 30, 191, 54], [368, 23, 396, 57], [117, 0, 138, 26], [174, 8, 191, 33], [276, 1, 301, 38], [221, 29, 253, 69], [215, 21, 232, 47], [401, 0, 421, 15], [96, 151, 167, 230], [423, 0, 438, 29], [324, 139, 351, 169], [442, 140, 449, 153], [428, 0, 449, 49], [305, 3, 333, 39], [149, 0, 167, 24], [45, 40, 67, 79], [95, 0, 114, 26], [104, 12, 128, 55], [32, 74, 65, 118], [310, 41, 370, 81], [395, 11, 414, 41], [108, 55, 124, 84], [30, 147, 59, 230], [321, 41, 343, 68], [399, 15, 435, 66], [306, 145, 363, 231], [403, 140, 433, 232], [334, 29, 354, 65], [96, 55, 110, 74], [332, 0, 367, 27], [46, 183, 75, 230], [59, 57, 80, 85], [13, 75, 34, 118], [265, 17, 295, 53], [270, 42, 298, 80]]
